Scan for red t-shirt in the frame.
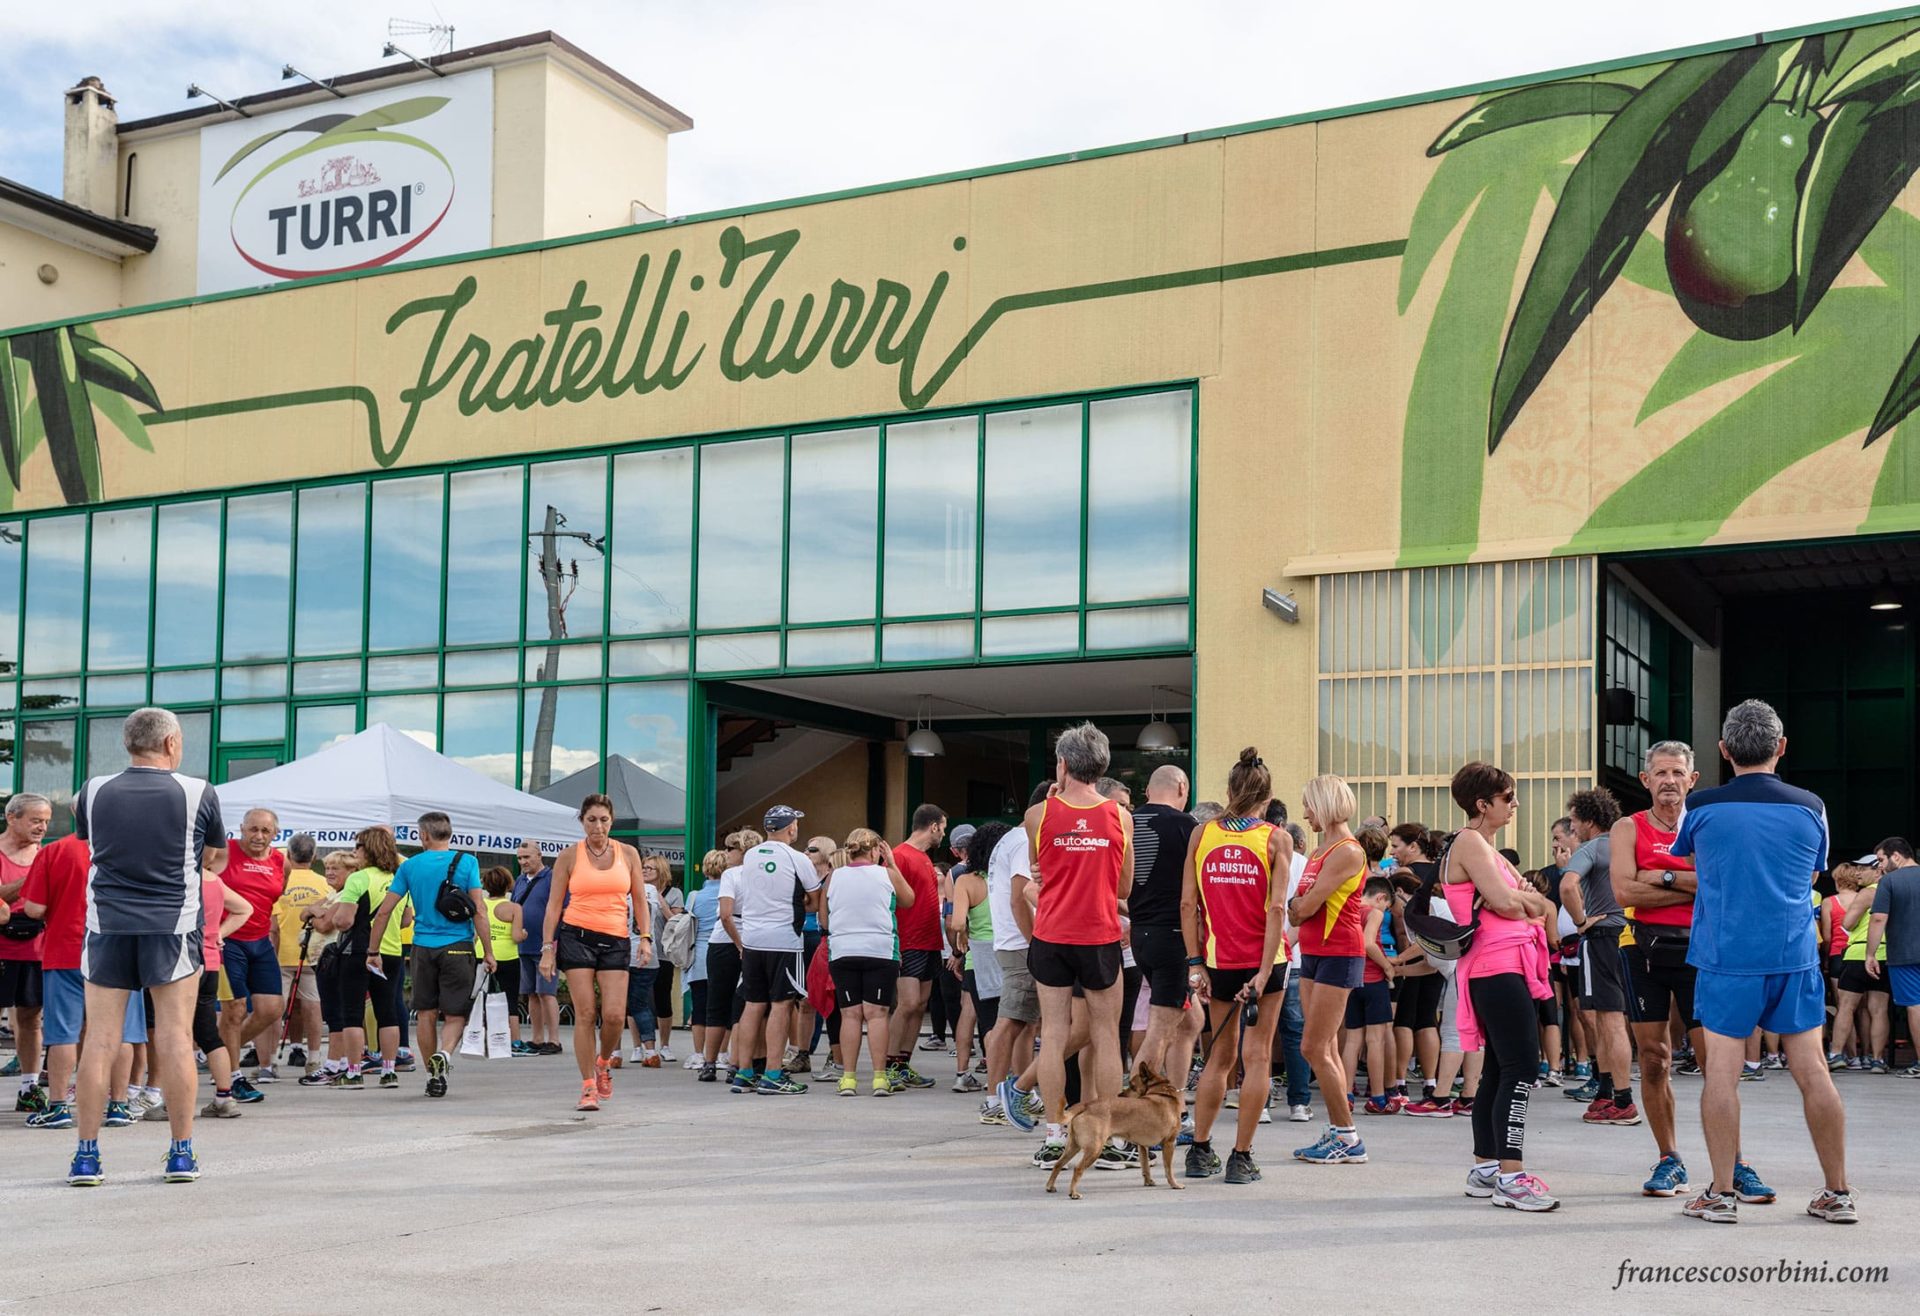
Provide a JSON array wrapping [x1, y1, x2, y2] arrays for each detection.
[[893, 842, 941, 952], [1032, 796, 1127, 946], [20, 836, 90, 972], [222, 842, 286, 943], [0, 850, 41, 962], [1629, 810, 1695, 928]]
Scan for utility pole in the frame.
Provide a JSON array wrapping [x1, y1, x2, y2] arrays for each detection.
[[526, 506, 603, 792]]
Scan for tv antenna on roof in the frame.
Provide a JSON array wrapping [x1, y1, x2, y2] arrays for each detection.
[[387, 17, 454, 55]]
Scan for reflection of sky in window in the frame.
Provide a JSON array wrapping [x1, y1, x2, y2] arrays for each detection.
[[611, 447, 691, 635], [293, 702, 357, 759], [294, 484, 365, 656], [697, 437, 783, 628], [1087, 393, 1191, 604], [983, 405, 1080, 610], [22, 719, 74, 803], [87, 507, 151, 671], [25, 515, 86, 673], [443, 688, 518, 785], [87, 714, 129, 778], [446, 467, 521, 644], [884, 416, 976, 616], [365, 693, 436, 751], [0, 523, 19, 672], [526, 457, 607, 642], [608, 680, 688, 792], [522, 683, 601, 791], [369, 476, 443, 651], [788, 427, 877, 623], [222, 493, 292, 661], [154, 502, 220, 666]]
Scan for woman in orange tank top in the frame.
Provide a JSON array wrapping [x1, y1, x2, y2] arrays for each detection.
[[538, 793, 650, 1111]]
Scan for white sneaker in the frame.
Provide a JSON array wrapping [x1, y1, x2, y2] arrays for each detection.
[[1257, 1106, 1272, 1124], [628, 1047, 647, 1064], [1288, 1104, 1312, 1122], [255, 1065, 280, 1083], [681, 1054, 702, 1070], [659, 1048, 677, 1064]]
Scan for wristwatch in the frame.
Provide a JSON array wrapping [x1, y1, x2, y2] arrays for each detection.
[[1661, 872, 1676, 890]]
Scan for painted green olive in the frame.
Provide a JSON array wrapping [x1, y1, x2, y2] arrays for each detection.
[[1665, 103, 1813, 340]]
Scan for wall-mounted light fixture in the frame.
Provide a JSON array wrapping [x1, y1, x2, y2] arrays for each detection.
[[1262, 588, 1299, 623]]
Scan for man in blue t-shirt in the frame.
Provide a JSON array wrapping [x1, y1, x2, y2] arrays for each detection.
[[1668, 700, 1854, 1226], [368, 812, 491, 1098], [511, 842, 558, 1055]]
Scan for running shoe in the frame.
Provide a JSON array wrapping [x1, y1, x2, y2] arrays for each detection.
[[697, 1064, 718, 1083], [728, 1069, 755, 1093], [103, 1101, 133, 1127], [1223, 1149, 1262, 1184], [952, 1072, 985, 1094], [297, 1068, 335, 1087], [0, 1055, 18, 1077], [255, 1065, 280, 1083], [817, 1060, 843, 1082], [1806, 1188, 1859, 1224], [1491, 1173, 1560, 1212], [838, 1074, 858, 1097], [1293, 1130, 1339, 1161], [1465, 1163, 1498, 1198], [1542, 1070, 1563, 1088], [1732, 1159, 1776, 1204], [643, 1052, 663, 1069], [1023, 1090, 1047, 1120], [890, 1063, 935, 1090], [1826, 1052, 1848, 1072], [919, 1036, 951, 1052], [1681, 1189, 1738, 1223], [1297, 1133, 1367, 1164], [240, 1046, 260, 1068], [394, 1051, 418, 1071], [287, 1045, 307, 1068], [15, 1086, 47, 1114], [978, 1099, 1007, 1125], [229, 1077, 264, 1104], [1288, 1104, 1313, 1122], [1564, 1078, 1600, 1102], [511, 1040, 533, 1057], [141, 1098, 169, 1122], [1029, 1139, 1066, 1169], [1739, 1063, 1765, 1082], [659, 1047, 677, 1064], [1534, 1062, 1550, 1087], [163, 1145, 200, 1183], [788, 1052, 810, 1074], [1761, 1052, 1786, 1070], [1870, 1058, 1890, 1075], [627, 1047, 647, 1064], [998, 1078, 1037, 1131], [1256, 1105, 1272, 1125], [67, 1146, 104, 1187], [594, 1059, 613, 1101], [757, 1073, 807, 1095], [1585, 1098, 1642, 1125], [1642, 1154, 1688, 1197], [25, 1102, 74, 1129], [1453, 1097, 1476, 1115], [1401, 1097, 1453, 1117], [1570, 1061, 1593, 1079], [871, 1072, 896, 1096], [577, 1081, 599, 1112], [1184, 1143, 1222, 1178], [1090, 1143, 1132, 1171], [198, 1099, 243, 1119], [328, 1072, 364, 1090], [378, 1071, 399, 1090], [1674, 1056, 1702, 1077], [425, 1051, 450, 1099], [1903, 1063, 1920, 1079], [1177, 1111, 1195, 1145]]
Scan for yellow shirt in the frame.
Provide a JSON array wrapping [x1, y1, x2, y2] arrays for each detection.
[[272, 868, 332, 967]]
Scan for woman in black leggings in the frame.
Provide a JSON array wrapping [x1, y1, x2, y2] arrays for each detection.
[[1440, 762, 1560, 1212]]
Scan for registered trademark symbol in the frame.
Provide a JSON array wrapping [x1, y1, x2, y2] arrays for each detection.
[[414, 182, 426, 195]]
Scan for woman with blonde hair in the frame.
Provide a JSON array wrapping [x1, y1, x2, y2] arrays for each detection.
[[643, 855, 682, 1064], [827, 829, 915, 1095], [686, 849, 728, 1071], [701, 830, 759, 1082], [1285, 773, 1370, 1164]]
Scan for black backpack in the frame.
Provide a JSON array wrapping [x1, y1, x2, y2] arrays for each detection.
[[433, 852, 480, 922]]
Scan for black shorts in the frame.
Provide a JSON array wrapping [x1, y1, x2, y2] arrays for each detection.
[[1130, 923, 1189, 1009], [81, 931, 201, 991], [1343, 978, 1392, 1028], [830, 955, 899, 1009], [0, 959, 43, 1009], [193, 970, 224, 1055], [372, 953, 406, 1028], [1393, 972, 1444, 1031], [1623, 937, 1699, 1027], [1027, 937, 1123, 992], [1206, 964, 1286, 1002], [740, 947, 805, 1004], [703, 941, 742, 1026], [1838, 959, 1891, 995], [898, 948, 939, 982], [556, 924, 628, 973], [1578, 927, 1629, 1012]]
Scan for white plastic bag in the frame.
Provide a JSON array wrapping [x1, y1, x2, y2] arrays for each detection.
[[481, 988, 512, 1059]]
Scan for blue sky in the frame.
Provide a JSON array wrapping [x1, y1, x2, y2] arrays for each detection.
[[0, 0, 1888, 218]]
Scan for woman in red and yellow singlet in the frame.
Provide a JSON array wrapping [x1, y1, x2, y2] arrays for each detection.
[[1179, 748, 1293, 1181], [1284, 773, 1370, 1162]]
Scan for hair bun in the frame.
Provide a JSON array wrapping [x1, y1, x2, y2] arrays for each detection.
[[1238, 746, 1260, 765]]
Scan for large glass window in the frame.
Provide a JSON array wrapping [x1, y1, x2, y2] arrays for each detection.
[[788, 427, 878, 623], [22, 719, 75, 812], [295, 484, 366, 656], [23, 514, 85, 674], [293, 703, 357, 759], [369, 476, 443, 651], [154, 501, 220, 667], [443, 689, 519, 786], [87, 507, 151, 671], [365, 693, 436, 750], [884, 416, 976, 617], [221, 492, 292, 662], [606, 681, 688, 830], [522, 684, 601, 793], [984, 405, 1080, 610], [446, 466, 523, 645], [697, 436, 783, 629], [610, 447, 692, 635], [1087, 392, 1191, 604], [525, 457, 607, 642], [0, 523, 20, 678]]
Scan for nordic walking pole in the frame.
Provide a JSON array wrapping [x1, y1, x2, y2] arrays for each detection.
[[278, 924, 314, 1058]]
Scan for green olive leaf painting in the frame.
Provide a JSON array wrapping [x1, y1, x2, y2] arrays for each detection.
[[1401, 18, 1920, 561], [0, 323, 163, 509]]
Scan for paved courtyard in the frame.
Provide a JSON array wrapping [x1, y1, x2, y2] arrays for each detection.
[[4, 1040, 1911, 1313]]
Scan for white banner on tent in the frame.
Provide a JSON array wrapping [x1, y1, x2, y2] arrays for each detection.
[[256, 824, 567, 857]]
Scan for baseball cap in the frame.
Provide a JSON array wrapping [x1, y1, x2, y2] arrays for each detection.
[[764, 804, 805, 832], [949, 823, 977, 853], [1854, 853, 1882, 866]]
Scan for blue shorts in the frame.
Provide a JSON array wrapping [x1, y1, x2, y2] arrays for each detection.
[[1299, 953, 1364, 990], [520, 956, 558, 997], [1888, 963, 1920, 1009], [43, 967, 149, 1046], [1695, 965, 1825, 1039], [223, 936, 283, 1002]]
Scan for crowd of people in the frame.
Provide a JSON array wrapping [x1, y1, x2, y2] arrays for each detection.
[[4, 700, 1908, 1226]]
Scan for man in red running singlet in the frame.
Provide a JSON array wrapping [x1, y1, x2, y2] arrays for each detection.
[[1022, 722, 1132, 1170]]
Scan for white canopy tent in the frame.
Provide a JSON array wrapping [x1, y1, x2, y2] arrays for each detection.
[[214, 723, 584, 856]]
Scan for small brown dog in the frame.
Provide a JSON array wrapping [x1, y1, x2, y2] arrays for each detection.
[[1044, 1063, 1186, 1200]]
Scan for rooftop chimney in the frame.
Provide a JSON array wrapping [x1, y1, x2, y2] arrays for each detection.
[[63, 76, 119, 217]]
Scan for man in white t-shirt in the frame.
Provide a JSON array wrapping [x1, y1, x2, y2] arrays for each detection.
[[701, 833, 754, 1082], [731, 806, 821, 1095], [989, 782, 1052, 1128]]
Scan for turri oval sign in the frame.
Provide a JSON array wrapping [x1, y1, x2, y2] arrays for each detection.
[[196, 67, 492, 295]]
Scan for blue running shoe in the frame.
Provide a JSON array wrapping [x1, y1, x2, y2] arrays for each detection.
[[728, 1068, 756, 1094], [163, 1144, 200, 1183], [1292, 1129, 1340, 1161], [999, 1077, 1037, 1132], [104, 1100, 133, 1128], [1565, 1078, 1600, 1102], [229, 1076, 265, 1104], [1642, 1154, 1688, 1197], [1732, 1159, 1775, 1204], [68, 1145, 104, 1186], [1298, 1133, 1368, 1164], [26, 1102, 74, 1129]]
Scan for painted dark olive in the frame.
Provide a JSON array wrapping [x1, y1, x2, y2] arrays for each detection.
[[1665, 103, 1814, 340]]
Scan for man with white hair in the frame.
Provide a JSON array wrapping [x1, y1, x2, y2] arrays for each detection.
[[217, 808, 287, 1101], [68, 708, 227, 1187], [0, 791, 51, 1114]]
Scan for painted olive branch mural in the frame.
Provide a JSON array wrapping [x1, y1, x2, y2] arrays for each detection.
[[0, 323, 162, 506]]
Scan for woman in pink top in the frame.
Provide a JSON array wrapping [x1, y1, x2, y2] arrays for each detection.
[[1440, 762, 1558, 1212], [195, 877, 253, 1118]]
